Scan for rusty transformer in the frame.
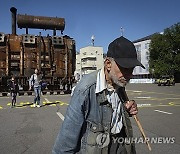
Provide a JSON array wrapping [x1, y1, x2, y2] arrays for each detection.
[[0, 7, 76, 96]]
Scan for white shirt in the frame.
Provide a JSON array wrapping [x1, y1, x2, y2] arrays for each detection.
[[95, 69, 123, 134]]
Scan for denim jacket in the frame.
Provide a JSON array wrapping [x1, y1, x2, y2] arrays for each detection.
[[53, 71, 136, 154]]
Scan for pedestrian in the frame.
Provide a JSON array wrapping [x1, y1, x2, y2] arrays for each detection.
[[29, 68, 42, 108], [9, 76, 19, 108], [71, 72, 81, 96], [53, 36, 145, 154]]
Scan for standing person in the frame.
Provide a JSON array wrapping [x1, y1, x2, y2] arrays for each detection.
[[9, 76, 19, 108], [71, 72, 81, 96], [53, 36, 145, 154], [29, 68, 42, 108]]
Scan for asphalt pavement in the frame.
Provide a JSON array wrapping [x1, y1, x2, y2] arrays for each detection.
[[0, 83, 180, 154]]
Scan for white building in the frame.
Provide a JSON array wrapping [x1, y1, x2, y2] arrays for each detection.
[[131, 35, 154, 83], [75, 46, 104, 78]]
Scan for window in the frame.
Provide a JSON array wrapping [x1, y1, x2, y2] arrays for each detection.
[[145, 64, 149, 71], [83, 52, 86, 55], [135, 44, 141, 52], [135, 45, 141, 62], [145, 43, 149, 49], [146, 51, 149, 61], [82, 61, 86, 64]]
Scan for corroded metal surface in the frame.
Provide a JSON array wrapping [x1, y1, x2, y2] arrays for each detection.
[[0, 7, 75, 93], [17, 14, 65, 31]]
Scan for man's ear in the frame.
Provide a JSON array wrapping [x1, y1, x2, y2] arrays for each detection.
[[104, 58, 112, 72]]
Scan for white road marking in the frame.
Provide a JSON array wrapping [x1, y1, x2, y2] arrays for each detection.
[[154, 110, 173, 115], [44, 98, 51, 103], [57, 112, 65, 121], [137, 103, 151, 107], [43, 97, 65, 121], [135, 96, 151, 99], [133, 91, 142, 93]]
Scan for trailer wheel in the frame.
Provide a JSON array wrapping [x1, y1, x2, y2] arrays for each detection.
[[19, 92, 24, 96], [42, 92, 47, 95], [27, 92, 32, 95], [2, 92, 7, 96]]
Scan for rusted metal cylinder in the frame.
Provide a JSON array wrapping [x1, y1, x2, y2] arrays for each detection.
[[10, 7, 17, 35], [17, 14, 65, 31]]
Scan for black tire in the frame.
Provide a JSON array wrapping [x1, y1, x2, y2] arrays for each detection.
[[27, 92, 32, 95], [42, 92, 47, 95], [2, 92, 7, 96]]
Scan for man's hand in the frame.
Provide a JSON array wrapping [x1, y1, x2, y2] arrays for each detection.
[[29, 87, 31, 91], [125, 100, 138, 115]]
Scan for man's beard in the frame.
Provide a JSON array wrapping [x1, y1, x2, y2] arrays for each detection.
[[109, 72, 127, 87]]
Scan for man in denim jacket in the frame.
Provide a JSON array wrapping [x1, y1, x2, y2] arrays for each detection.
[[53, 36, 145, 154]]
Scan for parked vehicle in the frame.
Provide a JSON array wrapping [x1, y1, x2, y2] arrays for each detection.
[[157, 75, 175, 86]]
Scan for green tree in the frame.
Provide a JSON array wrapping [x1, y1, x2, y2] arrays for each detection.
[[149, 23, 180, 78]]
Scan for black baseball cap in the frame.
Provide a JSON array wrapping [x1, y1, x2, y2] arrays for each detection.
[[107, 36, 145, 69]]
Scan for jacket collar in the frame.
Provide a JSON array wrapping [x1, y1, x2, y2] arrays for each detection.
[[95, 68, 107, 94]]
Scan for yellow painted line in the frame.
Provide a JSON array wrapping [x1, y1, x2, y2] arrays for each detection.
[[43, 101, 47, 105], [30, 105, 35, 108], [50, 104, 56, 106], [19, 102, 31, 105], [7, 103, 11, 106], [54, 101, 67, 106], [0, 106, 3, 109], [169, 102, 174, 105], [60, 102, 69, 106], [127, 90, 180, 97], [59, 102, 65, 106], [4, 99, 69, 109]]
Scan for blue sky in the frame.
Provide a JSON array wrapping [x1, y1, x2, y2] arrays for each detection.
[[0, 0, 179, 52]]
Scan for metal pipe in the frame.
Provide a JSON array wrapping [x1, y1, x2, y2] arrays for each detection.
[[26, 27, 28, 34], [17, 14, 65, 31], [53, 29, 56, 36], [10, 7, 17, 35]]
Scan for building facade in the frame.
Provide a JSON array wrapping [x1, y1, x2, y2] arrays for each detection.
[[75, 46, 104, 78], [131, 35, 154, 83], [75, 35, 154, 83]]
